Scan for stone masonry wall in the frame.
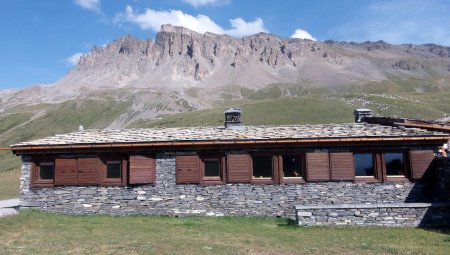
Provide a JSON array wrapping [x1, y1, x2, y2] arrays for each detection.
[[295, 203, 450, 227], [434, 158, 450, 202], [20, 154, 450, 226]]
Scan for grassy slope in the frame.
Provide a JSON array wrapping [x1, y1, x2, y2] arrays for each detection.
[[128, 92, 450, 128], [0, 211, 449, 255], [129, 97, 356, 128], [0, 98, 130, 146]]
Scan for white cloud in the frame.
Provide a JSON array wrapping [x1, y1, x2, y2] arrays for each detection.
[[74, 0, 101, 12], [291, 29, 316, 41], [182, 0, 230, 7], [119, 5, 267, 37], [66, 52, 84, 66]]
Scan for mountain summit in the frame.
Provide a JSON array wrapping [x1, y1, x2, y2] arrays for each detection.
[[58, 24, 450, 92]]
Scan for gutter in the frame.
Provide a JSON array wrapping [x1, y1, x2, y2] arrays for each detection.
[[11, 136, 450, 153]]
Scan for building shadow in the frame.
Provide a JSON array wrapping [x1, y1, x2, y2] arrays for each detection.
[[406, 158, 450, 227]]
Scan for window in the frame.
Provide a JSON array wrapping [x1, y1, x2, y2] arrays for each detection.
[[39, 162, 55, 180], [354, 153, 375, 177], [252, 156, 273, 179], [101, 158, 126, 186], [32, 160, 55, 187], [200, 156, 224, 184], [282, 155, 303, 178], [385, 153, 405, 176], [204, 160, 220, 177], [106, 161, 122, 179]]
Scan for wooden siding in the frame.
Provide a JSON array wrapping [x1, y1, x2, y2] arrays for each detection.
[[410, 150, 435, 180], [330, 152, 355, 181], [306, 152, 330, 181], [227, 154, 251, 183], [54, 158, 77, 185], [176, 155, 200, 184], [129, 155, 155, 184], [77, 158, 99, 184]]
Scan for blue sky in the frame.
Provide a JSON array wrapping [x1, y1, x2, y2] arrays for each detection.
[[1, 0, 450, 90]]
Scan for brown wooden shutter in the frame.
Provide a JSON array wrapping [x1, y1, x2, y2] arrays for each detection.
[[227, 154, 251, 183], [129, 155, 155, 185], [410, 150, 435, 180], [330, 152, 355, 181], [176, 155, 200, 184], [77, 158, 99, 185], [54, 158, 77, 185], [306, 152, 330, 181]]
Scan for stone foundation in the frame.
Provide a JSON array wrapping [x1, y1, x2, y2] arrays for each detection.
[[295, 203, 450, 227]]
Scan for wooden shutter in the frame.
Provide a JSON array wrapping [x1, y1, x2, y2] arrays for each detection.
[[176, 155, 200, 184], [227, 154, 251, 183], [306, 152, 330, 181], [129, 155, 155, 184], [410, 150, 435, 180], [54, 158, 77, 185], [330, 152, 355, 181], [77, 158, 99, 185]]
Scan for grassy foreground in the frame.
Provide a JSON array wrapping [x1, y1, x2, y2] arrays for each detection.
[[0, 211, 449, 255]]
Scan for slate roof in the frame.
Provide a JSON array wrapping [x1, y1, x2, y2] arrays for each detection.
[[11, 123, 450, 148]]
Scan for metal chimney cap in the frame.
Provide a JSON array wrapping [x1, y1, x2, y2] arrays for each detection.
[[224, 108, 241, 113], [354, 108, 372, 113]]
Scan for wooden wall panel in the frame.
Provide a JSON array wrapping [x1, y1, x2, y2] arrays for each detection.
[[176, 155, 200, 184], [330, 152, 355, 181], [129, 155, 155, 184], [227, 154, 251, 183], [54, 158, 77, 185], [410, 150, 435, 180], [77, 158, 99, 184], [306, 152, 330, 181]]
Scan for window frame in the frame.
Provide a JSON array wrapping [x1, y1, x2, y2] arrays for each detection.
[[353, 152, 380, 183], [199, 155, 225, 185], [250, 154, 276, 184], [279, 153, 305, 184], [352, 151, 410, 183], [100, 157, 127, 186], [383, 151, 409, 182], [32, 159, 55, 187]]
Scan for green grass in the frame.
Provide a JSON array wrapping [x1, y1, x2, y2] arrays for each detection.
[[128, 92, 450, 128], [0, 211, 449, 254], [0, 98, 130, 146], [0, 168, 20, 200], [128, 97, 356, 128]]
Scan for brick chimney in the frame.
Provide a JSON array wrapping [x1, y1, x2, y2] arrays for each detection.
[[224, 108, 242, 129], [353, 108, 373, 123]]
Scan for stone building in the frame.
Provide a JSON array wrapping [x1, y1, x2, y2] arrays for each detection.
[[11, 109, 450, 226]]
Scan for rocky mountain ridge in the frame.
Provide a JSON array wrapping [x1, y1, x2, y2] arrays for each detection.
[[1, 24, 450, 126]]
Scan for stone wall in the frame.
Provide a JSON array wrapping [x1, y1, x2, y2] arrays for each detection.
[[20, 154, 450, 226], [433, 157, 450, 202], [295, 203, 450, 227]]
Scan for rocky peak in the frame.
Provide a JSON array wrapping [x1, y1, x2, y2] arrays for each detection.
[[54, 25, 450, 94]]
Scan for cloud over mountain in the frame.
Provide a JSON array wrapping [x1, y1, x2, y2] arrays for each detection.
[[119, 5, 267, 37]]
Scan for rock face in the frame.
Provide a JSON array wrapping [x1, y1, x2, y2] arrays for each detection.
[[57, 25, 450, 91], [1, 24, 450, 112]]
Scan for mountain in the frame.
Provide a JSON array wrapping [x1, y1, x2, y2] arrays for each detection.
[[2, 24, 450, 107]]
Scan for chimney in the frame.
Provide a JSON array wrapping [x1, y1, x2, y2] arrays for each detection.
[[224, 108, 242, 130], [353, 108, 373, 123]]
